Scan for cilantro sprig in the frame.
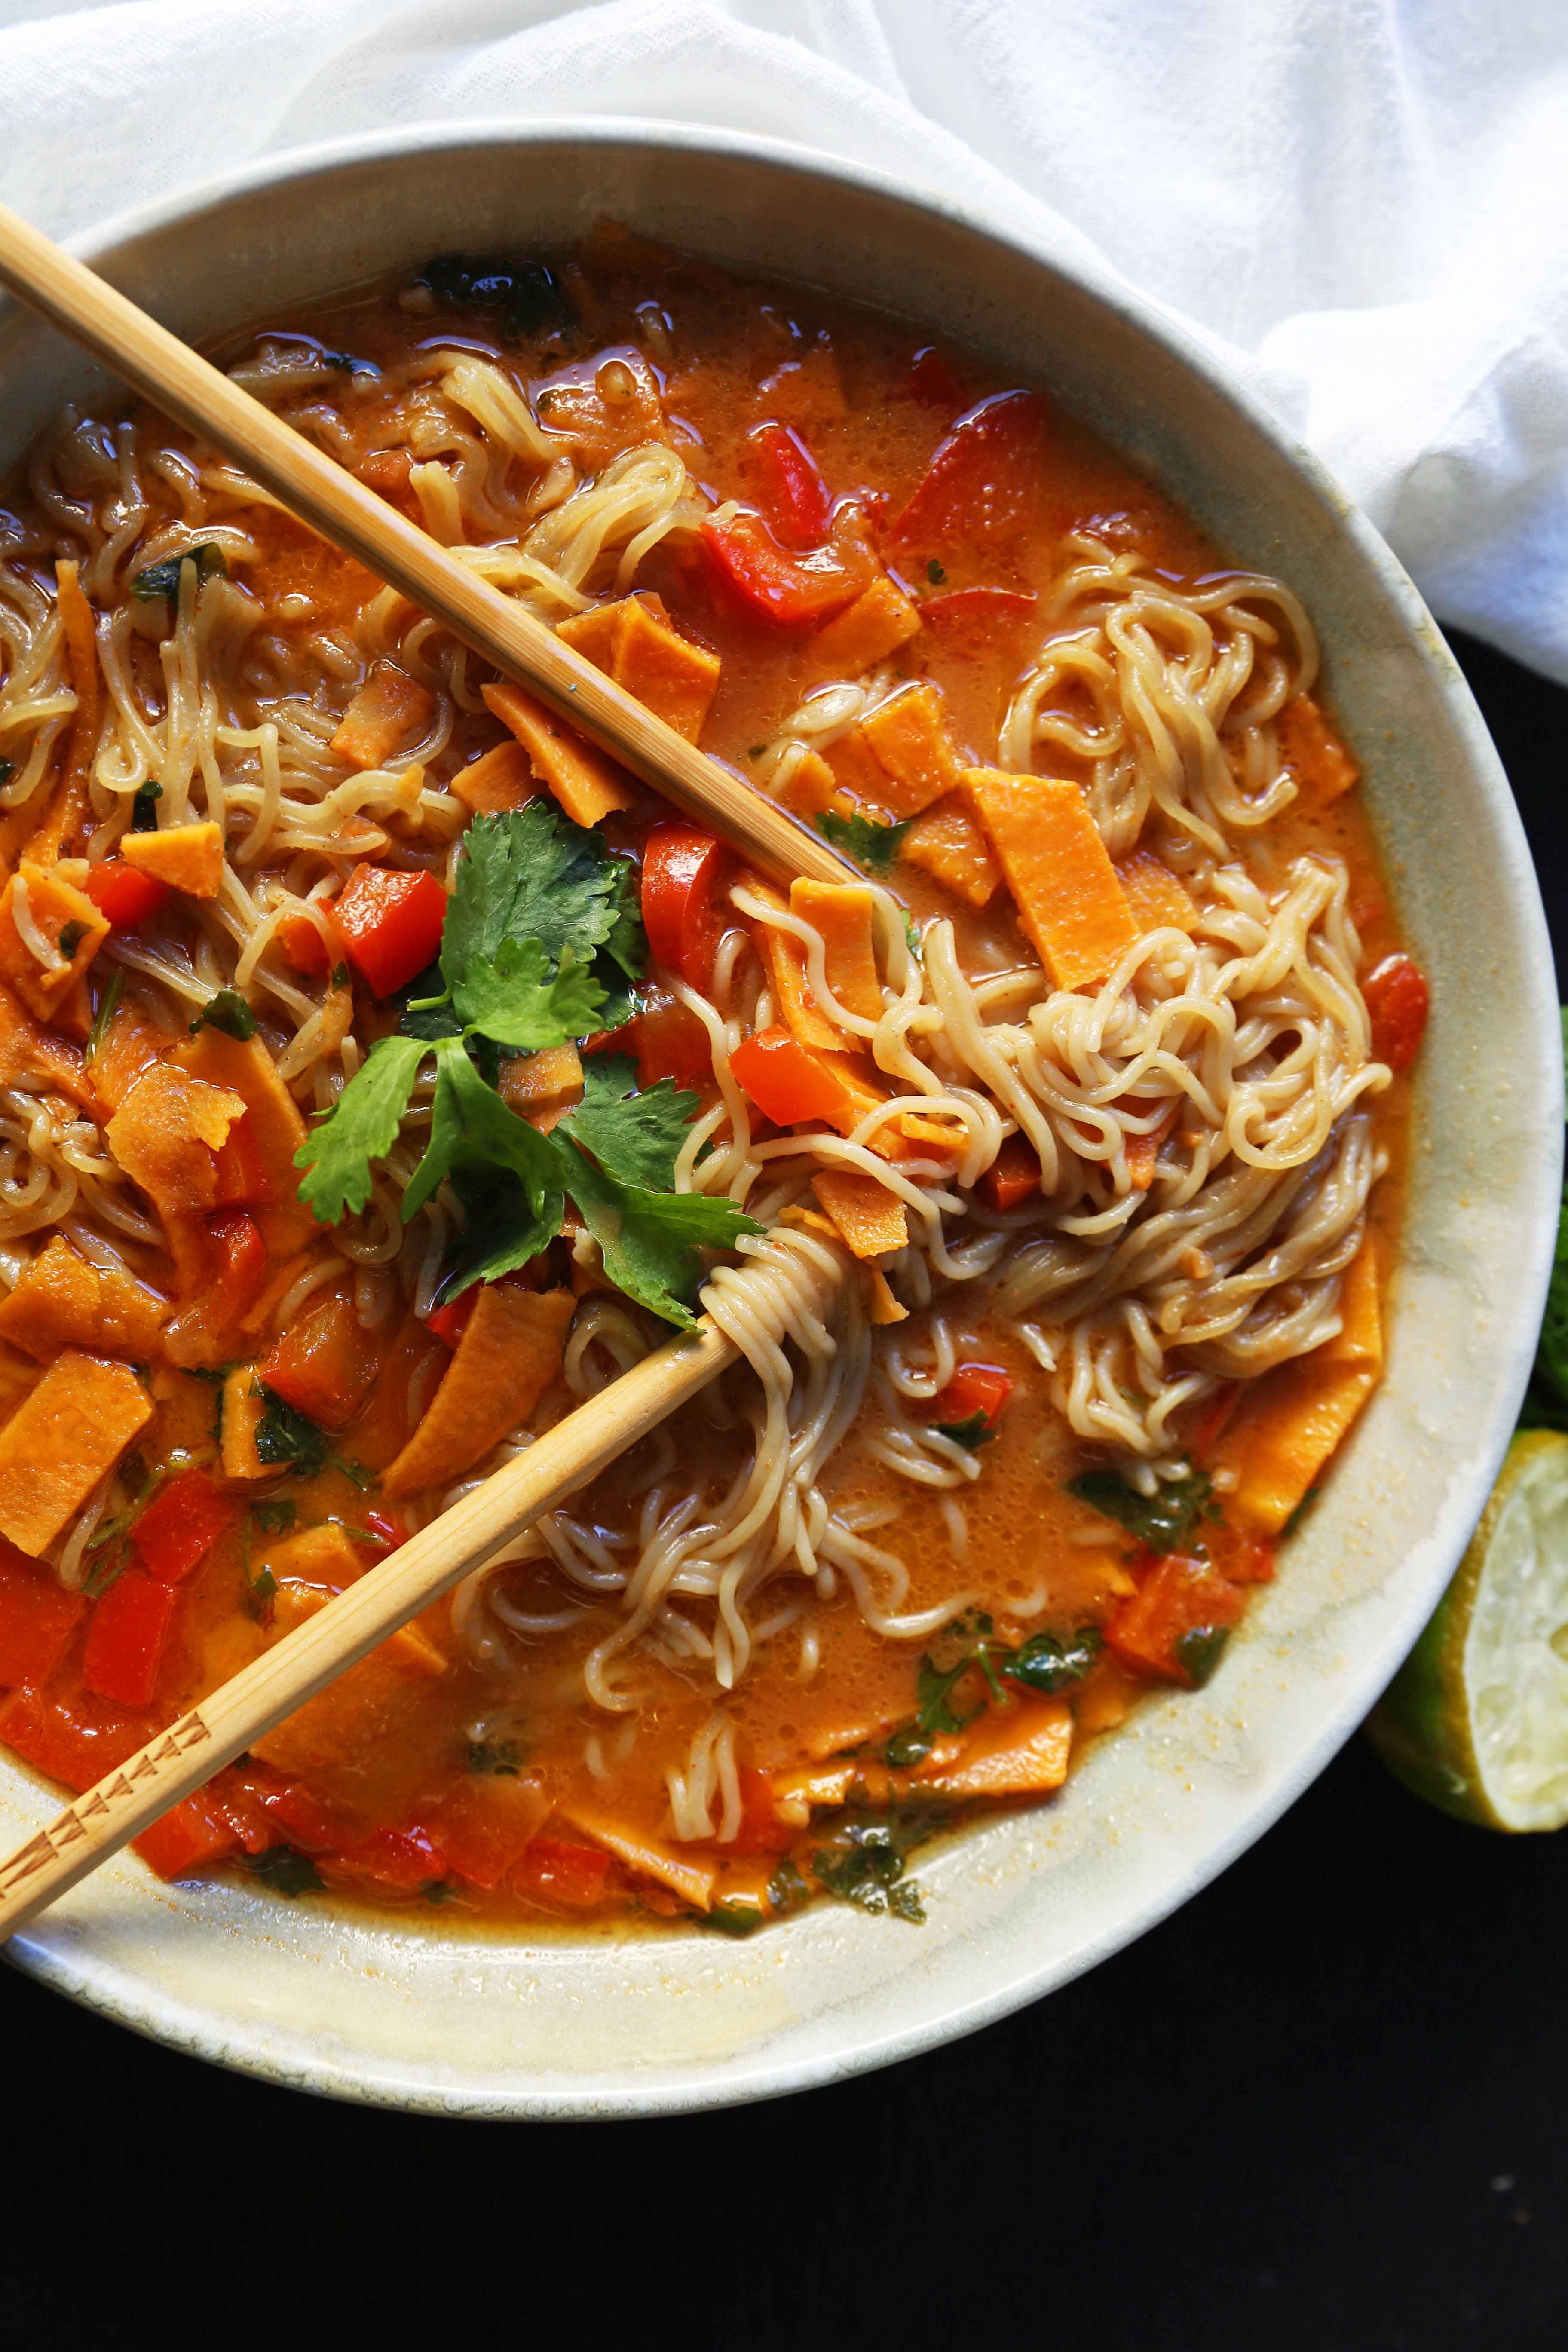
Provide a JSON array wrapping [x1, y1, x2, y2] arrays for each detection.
[[815, 808, 913, 876], [295, 808, 759, 1327]]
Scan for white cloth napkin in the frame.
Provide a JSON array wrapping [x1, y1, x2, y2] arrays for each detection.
[[1, 0, 1565, 682]]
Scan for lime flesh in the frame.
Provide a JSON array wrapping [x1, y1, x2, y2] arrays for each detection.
[[1367, 1430, 1568, 1830]]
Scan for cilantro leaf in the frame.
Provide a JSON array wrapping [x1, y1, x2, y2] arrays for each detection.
[[1067, 1466, 1216, 1554], [440, 1167, 562, 1299], [295, 1033, 430, 1225], [558, 1054, 699, 1192], [450, 938, 604, 1051], [131, 543, 227, 602], [245, 1846, 323, 1897], [1005, 1625, 1102, 1694], [560, 1141, 762, 1328], [816, 809, 913, 875], [252, 1384, 328, 1477], [396, 959, 463, 1043], [401, 1035, 564, 1229], [189, 987, 258, 1041], [441, 804, 637, 991], [933, 1409, 996, 1452]]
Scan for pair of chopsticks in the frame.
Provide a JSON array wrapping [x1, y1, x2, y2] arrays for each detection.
[[0, 201, 859, 1938]]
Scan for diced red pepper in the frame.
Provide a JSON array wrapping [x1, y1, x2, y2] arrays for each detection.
[[743, 422, 833, 548], [425, 1288, 477, 1351], [212, 1113, 274, 1208], [908, 345, 964, 407], [332, 1822, 446, 1891], [730, 1026, 847, 1125], [260, 1288, 380, 1430], [0, 1688, 144, 1790], [921, 585, 1039, 649], [641, 822, 731, 995], [512, 1835, 611, 1910], [244, 1773, 353, 1854], [1208, 1524, 1277, 1585], [131, 1467, 237, 1586], [431, 1792, 547, 1894], [980, 1133, 1041, 1212], [927, 1362, 1013, 1429], [82, 858, 170, 929], [331, 864, 447, 997], [1363, 951, 1429, 1072], [889, 390, 1047, 552], [632, 992, 714, 1091], [133, 1790, 244, 1880], [0, 1548, 84, 1688], [82, 1569, 177, 1709], [729, 1765, 794, 1856], [205, 1210, 266, 1317], [360, 1507, 407, 1553], [1105, 1551, 1246, 1687], [1190, 1382, 1241, 1466], [701, 511, 867, 627], [278, 910, 337, 979]]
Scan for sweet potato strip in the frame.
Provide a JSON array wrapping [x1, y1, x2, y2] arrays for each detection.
[[383, 1283, 575, 1497], [801, 575, 921, 686], [107, 1061, 247, 1219], [775, 747, 848, 820], [1278, 693, 1359, 807], [1116, 848, 1197, 934], [900, 795, 1002, 908], [0, 1350, 151, 1556], [559, 594, 721, 743], [24, 560, 99, 861], [450, 739, 536, 817], [251, 1623, 447, 1779], [789, 879, 882, 1019], [1219, 1242, 1383, 1533], [330, 660, 434, 770], [0, 861, 108, 1022], [964, 768, 1139, 989], [554, 1796, 718, 1911], [812, 1167, 908, 1258], [0, 1234, 167, 1361], [745, 874, 840, 1051], [915, 1696, 1073, 1798], [89, 995, 170, 1111], [172, 1026, 318, 1253], [120, 821, 224, 899], [481, 682, 639, 826], [0, 978, 93, 1106], [856, 683, 962, 816]]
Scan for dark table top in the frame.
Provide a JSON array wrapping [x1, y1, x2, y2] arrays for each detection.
[[6, 632, 1565, 2352]]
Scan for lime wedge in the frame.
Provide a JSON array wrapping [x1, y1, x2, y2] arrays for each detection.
[[1367, 1429, 1568, 1829]]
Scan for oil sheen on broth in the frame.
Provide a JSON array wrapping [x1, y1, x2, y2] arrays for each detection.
[[0, 229, 1426, 1933]]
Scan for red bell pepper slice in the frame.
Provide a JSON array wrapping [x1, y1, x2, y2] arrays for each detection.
[[889, 390, 1047, 552], [82, 858, 170, 929], [425, 1289, 477, 1351], [730, 1026, 846, 1125], [1362, 951, 1429, 1072], [134, 1789, 244, 1881], [927, 1362, 1013, 1430], [211, 1113, 274, 1208], [641, 821, 731, 994], [82, 1569, 177, 1709], [260, 1288, 380, 1430], [205, 1209, 267, 1318], [131, 1467, 238, 1586], [513, 1835, 611, 1909], [632, 992, 714, 1091], [980, 1133, 1041, 1212], [921, 585, 1038, 650], [743, 422, 833, 548], [0, 1688, 144, 1789], [333, 1822, 447, 1891], [0, 1548, 85, 1688], [331, 864, 447, 997], [1189, 1382, 1241, 1466], [908, 345, 965, 407], [1105, 1552, 1246, 1687], [701, 511, 867, 627]]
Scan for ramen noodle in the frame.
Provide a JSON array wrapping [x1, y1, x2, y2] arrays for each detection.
[[0, 232, 1426, 1930]]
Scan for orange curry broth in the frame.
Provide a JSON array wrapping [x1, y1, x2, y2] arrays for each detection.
[[0, 231, 1415, 1932]]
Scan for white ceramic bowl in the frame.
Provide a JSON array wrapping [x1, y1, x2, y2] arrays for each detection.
[[0, 124, 1556, 2118]]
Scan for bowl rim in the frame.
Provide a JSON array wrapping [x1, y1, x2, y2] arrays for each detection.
[[1, 113, 1558, 2119]]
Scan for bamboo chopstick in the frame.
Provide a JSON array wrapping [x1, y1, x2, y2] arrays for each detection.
[[0, 203, 859, 1935], [0, 199, 854, 891]]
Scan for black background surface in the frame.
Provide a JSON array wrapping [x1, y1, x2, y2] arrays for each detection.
[[3, 634, 1564, 2352]]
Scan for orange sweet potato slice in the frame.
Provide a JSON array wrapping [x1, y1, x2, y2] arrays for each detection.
[[789, 880, 882, 1020], [120, 821, 224, 899], [0, 1350, 152, 1556], [172, 1026, 317, 1254], [0, 1234, 167, 1361], [481, 681, 639, 825], [560, 595, 721, 743], [450, 739, 537, 816], [330, 660, 435, 770], [900, 795, 1002, 908], [383, 1283, 575, 1497], [801, 575, 921, 686], [0, 861, 109, 1021], [1115, 848, 1197, 933], [856, 683, 962, 816], [1218, 1241, 1382, 1534], [964, 768, 1139, 989], [812, 1167, 908, 1258], [0, 977, 94, 1106]]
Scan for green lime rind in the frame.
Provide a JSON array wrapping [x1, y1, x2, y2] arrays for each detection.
[[1366, 1430, 1568, 1831]]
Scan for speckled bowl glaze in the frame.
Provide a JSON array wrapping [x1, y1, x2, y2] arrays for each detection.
[[0, 124, 1555, 2119]]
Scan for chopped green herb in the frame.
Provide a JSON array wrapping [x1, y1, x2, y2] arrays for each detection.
[[1067, 1465, 1218, 1554], [766, 1856, 810, 1916], [189, 987, 258, 1042], [816, 808, 913, 876], [251, 1498, 296, 1537], [416, 254, 573, 340], [82, 1544, 131, 1599], [56, 921, 87, 960], [1282, 1487, 1321, 1537], [927, 559, 946, 584], [810, 1800, 944, 1922], [85, 969, 124, 1062], [245, 1845, 323, 1897], [0, 760, 12, 787], [1005, 1625, 1102, 1695], [882, 1724, 934, 1768], [1175, 1624, 1231, 1686], [131, 543, 226, 603], [933, 1409, 996, 1452], [704, 1903, 763, 1938], [320, 349, 374, 376], [905, 915, 922, 957], [422, 1879, 455, 1905], [252, 1384, 328, 1478], [465, 1737, 523, 1776], [748, 744, 767, 760], [331, 961, 351, 991], [129, 780, 161, 831]]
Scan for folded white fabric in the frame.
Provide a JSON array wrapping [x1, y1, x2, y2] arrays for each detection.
[[0, 0, 1564, 681]]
